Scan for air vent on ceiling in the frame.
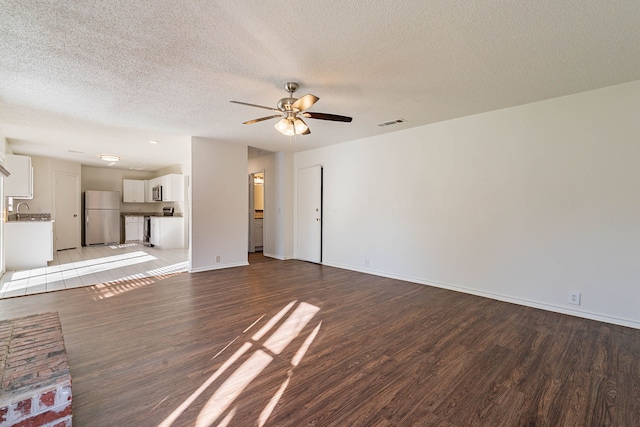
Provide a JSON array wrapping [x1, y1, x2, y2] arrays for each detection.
[[377, 118, 406, 127]]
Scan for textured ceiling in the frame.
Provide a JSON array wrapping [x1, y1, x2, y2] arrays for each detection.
[[1, 0, 639, 171]]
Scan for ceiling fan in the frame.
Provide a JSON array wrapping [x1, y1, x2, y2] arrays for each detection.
[[231, 82, 352, 136]]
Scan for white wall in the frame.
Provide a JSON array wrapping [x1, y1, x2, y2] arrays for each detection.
[[190, 137, 248, 272], [295, 80, 640, 328], [276, 151, 295, 260], [0, 127, 6, 163], [0, 129, 6, 274], [248, 151, 295, 260]]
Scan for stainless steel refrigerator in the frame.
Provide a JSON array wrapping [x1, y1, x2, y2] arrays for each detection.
[[84, 190, 120, 245]]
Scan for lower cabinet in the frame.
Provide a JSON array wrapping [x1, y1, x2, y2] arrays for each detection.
[[149, 217, 184, 248], [124, 216, 143, 241], [5, 221, 54, 269]]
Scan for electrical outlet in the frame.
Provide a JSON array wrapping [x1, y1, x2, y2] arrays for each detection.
[[216, 255, 221, 263], [568, 291, 581, 305]]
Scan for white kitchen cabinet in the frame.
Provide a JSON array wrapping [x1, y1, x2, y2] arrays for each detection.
[[145, 174, 184, 202], [124, 216, 143, 241], [144, 179, 154, 202], [5, 221, 54, 269], [160, 174, 185, 202], [150, 217, 184, 248], [4, 154, 33, 199], [123, 179, 145, 203]]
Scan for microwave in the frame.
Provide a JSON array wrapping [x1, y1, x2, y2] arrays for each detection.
[[152, 185, 162, 201]]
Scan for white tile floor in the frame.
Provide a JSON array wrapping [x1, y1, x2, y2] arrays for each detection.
[[0, 243, 188, 299]]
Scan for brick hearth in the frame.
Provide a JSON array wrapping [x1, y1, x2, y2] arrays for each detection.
[[0, 312, 72, 427]]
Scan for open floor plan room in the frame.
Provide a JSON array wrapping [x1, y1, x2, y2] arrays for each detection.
[[0, 253, 638, 426]]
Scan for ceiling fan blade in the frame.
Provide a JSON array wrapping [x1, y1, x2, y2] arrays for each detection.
[[301, 127, 311, 135], [243, 115, 281, 125], [302, 112, 353, 122], [230, 100, 279, 112], [292, 94, 319, 111]]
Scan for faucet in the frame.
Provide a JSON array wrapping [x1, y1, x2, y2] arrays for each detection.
[[16, 202, 29, 220]]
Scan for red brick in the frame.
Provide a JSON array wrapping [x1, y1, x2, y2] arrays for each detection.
[[39, 390, 56, 407], [1, 313, 71, 425], [15, 398, 32, 416], [12, 403, 71, 427]]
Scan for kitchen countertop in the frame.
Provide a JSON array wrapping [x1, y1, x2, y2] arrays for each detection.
[[121, 212, 183, 217], [8, 218, 55, 222], [7, 213, 54, 222]]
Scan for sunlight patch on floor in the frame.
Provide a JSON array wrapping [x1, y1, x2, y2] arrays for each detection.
[[157, 300, 322, 427], [146, 261, 189, 279], [1, 251, 158, 294], [90, 261, 189, 300]]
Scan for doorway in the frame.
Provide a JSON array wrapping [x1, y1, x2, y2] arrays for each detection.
[[248, 171, 265, 253], [296, 165, 322, 263], [54, 172, 80, 250]]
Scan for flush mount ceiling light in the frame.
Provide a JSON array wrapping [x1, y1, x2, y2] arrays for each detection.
[[149, 140, 158, 144], [231, 82, 352, 136], [100, 154, 120, 162]]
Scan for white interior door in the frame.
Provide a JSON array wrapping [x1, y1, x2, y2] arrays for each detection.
[[297, 166, 322, 263], [54, 172, 80, 250]]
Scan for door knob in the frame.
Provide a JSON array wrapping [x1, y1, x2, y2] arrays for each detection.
[[73, 214, 78, 217]]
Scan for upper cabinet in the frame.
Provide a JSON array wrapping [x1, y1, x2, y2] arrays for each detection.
[[4, 154, 33, 199], [125, 174, 184, 203], [160, 174, 184, 202], [123, 179, 145, 203], [145, 179, 155, 202]]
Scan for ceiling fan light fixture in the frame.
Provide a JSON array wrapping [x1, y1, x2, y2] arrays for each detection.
[[275, 118, 293, 135], [275, 117, 309, 136], [294, 118, 308, 134]]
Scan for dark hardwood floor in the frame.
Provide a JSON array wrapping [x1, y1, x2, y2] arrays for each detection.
[[1, 253, 639, 426]]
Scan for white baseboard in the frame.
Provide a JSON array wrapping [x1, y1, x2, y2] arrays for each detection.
[[262, 253, 294, 261], [189, 261, 249, 273]]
